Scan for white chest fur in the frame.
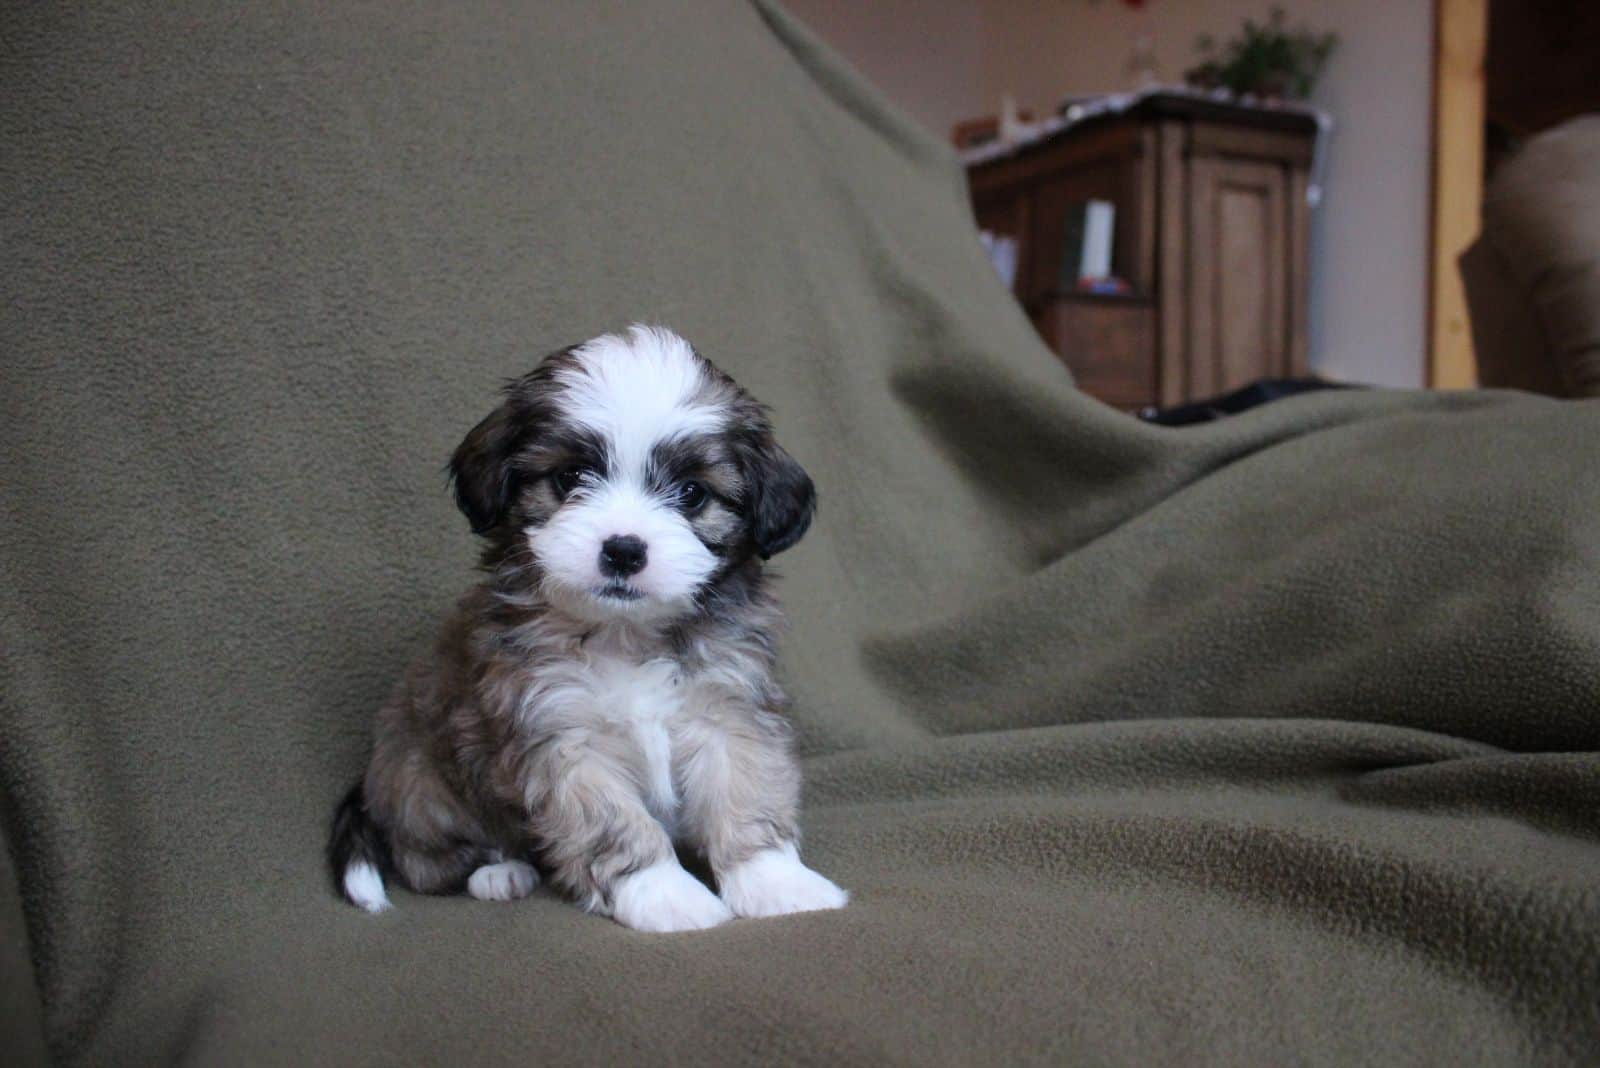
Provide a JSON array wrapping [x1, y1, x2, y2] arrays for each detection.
[[577, 644, 684, 823]]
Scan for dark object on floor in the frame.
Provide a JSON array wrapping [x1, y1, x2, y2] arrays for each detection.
[[1137, 376, 1364, 425], [5, 3, 1600, 1065]]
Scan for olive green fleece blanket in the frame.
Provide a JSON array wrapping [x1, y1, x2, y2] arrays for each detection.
[[3, 2, 1598, 1064]]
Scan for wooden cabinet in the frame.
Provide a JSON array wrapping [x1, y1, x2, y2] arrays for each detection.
[[966, 93, 1318, 410]]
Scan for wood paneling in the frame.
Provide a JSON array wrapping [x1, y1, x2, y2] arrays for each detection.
[[1030, 297, 1156, 410], [1156, 120, 1189, 406], [1428, 0, 1488, 389], [1135, 126, 1159, 292], [1189, 124, 1316, 168], [1190, 158, 1288, 395]]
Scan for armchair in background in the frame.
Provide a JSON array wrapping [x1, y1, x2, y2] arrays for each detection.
[[1460, 115, 1600, 397]]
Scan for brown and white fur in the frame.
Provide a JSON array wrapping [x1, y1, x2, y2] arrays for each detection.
[[328, 326, 846, 931]]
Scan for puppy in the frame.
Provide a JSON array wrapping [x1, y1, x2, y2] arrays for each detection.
[[329, 325, 846, 931]]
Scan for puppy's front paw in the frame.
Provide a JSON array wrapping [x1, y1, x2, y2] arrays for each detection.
[[719, 844, 848, 919], [467, 860, 539, 902], [612, 861, 734, 932]]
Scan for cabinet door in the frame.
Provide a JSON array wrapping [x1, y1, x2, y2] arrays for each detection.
[[1187, 157, 1290, 397]]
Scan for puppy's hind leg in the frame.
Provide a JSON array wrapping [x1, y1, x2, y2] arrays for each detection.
[[364, 729, 532, 903], [465, 851, 539, 902], [388, 836, 485, 898], [383, 835, 537, 903]]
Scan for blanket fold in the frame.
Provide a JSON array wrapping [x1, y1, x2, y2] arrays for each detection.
[[3, 1, 1597, 1063]]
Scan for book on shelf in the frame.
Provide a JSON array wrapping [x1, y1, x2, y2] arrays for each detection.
[[1059, 199, 1116, 288], [978, 229, 1019, 289]]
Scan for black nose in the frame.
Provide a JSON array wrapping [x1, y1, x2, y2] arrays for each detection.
[[598, 534, 648, 578]]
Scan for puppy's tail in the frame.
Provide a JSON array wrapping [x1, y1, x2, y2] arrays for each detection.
[[328, 781, 393, 913]]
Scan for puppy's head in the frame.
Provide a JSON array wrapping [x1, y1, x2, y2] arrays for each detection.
[[449, 325, 814, 623]]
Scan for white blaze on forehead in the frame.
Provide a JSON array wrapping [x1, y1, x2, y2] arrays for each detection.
[[555, 325, 724, 476]]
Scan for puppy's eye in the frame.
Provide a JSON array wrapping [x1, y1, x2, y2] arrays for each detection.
[[678, 480, 708, 513], [552, 465, 589, 498]]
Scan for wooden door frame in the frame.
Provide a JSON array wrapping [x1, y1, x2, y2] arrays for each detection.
[[1427, 0, 1488, 388]]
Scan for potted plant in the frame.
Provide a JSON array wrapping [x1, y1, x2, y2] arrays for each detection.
[[1184, 6, 1337, 101]]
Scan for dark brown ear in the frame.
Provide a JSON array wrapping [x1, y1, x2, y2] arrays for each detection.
[[744, 437, 816, 559], [448, 399, 525, 535], [448, 347, 577, 534]]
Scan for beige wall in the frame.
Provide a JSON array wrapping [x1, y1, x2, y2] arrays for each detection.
[[785, 0, 1432, 388]]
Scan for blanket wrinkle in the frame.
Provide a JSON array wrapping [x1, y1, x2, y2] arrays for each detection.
[[4, 1, 1599, 1064], [801, 718, 1500, 805]]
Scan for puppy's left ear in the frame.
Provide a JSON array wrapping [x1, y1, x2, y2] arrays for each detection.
[[744, 437, 817, 559]]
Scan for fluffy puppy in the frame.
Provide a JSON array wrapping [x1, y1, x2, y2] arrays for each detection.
[[329, 325, 846, 931]]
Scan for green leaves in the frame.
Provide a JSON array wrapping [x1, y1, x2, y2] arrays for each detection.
[[1185, 5, 1338, 100]]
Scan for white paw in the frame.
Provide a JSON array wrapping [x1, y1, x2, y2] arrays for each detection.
[[467, 860, 539, 902], [612, 860, 734, 932], [719, 844, 848, 919]]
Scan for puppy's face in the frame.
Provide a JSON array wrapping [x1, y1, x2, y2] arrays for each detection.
[[449, 326, 814, 623]]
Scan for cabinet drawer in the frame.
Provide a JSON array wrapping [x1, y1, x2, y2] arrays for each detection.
[[1030, 296, 1157, 409]]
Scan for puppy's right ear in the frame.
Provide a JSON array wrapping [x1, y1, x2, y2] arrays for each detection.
[[448, 399, 524, 535]]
